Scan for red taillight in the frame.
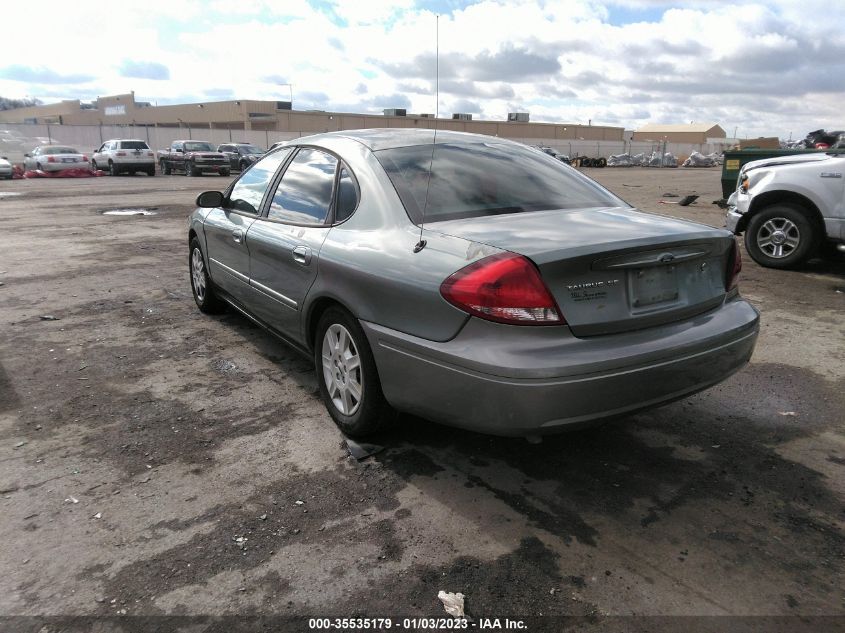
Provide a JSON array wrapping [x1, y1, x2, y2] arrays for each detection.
[[440, 252, 564, 325], [116, 151, 126, 156], [147, 152, 154, 157], [47, 156, 56, 163], [726, 240, 742, 291]]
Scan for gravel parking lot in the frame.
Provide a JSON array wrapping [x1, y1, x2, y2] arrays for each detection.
[[0, 167, 843, 631]]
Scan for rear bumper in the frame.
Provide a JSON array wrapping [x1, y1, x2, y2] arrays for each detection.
[[362, 298, 759, 436]]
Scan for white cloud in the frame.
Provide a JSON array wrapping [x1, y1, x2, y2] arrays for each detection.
[[1, 0, 843, 138]]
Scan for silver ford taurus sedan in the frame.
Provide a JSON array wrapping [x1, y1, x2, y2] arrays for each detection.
[[187, 129, 759, 438]]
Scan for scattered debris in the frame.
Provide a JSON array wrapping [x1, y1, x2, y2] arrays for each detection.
[[13, 441, 26, 449], [39, 315, 60, 321], [711, 445, 721, 449], [92, 512, 102, 519], [345, 438, 384, 460], [549, 588, 560, 595], [259, 514, 268, 521], [678, 195, 699, 206], [295, 500, 304, 506], [438, 590, 466, 618], [212, 359, 237, 372], [662, 193, 679, 198], [778, 411, 798, 417], [65, 496, 79, 504], [682, 151, 720, 168]]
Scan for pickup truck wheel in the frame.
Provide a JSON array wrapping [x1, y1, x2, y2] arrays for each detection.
[[744, 204, 817, 269], [160, 159, 171, 175]]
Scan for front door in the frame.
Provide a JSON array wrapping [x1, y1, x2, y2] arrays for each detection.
[[203, 149, 291, 303], [246, 147, 338, 340]]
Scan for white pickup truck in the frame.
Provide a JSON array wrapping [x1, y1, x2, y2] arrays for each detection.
[[726, 153, 845, 268]]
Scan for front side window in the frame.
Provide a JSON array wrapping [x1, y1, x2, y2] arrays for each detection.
[[267, 148, 338, 224], [376, 142, 624, 224], [227, 148, 291, 215]]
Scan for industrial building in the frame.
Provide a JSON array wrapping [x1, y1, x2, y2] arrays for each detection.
[[0, 92, 624, 142], [632, 123, 726, 144]]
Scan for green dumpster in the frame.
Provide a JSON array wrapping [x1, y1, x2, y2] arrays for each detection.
[[720, 149, 825, 198]]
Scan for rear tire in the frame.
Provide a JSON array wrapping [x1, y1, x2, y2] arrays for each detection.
[[161, 160, 172, 175], [315, 306, 391, 438], [189, 238, 225, 314], [147, 167, 155, 177], [744, 204, 818, 269]]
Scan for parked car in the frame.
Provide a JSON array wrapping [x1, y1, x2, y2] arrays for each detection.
[[217, 143, 266, 171], [23, 146, 88, 172], [91, 139, 155, 176], [159, 140, 230, 176], [0, 156, 12, 179], [187, 129, 759, 439], [726, 152, 845, 268]]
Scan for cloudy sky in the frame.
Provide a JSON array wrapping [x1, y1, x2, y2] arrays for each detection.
[[2, 0, 843, 138]]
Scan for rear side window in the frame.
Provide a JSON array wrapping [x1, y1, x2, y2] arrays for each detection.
[[267, 148, 338, 224], [120, 141, 149, 150], [228, 149, 291, 214], [334, 167, 358, 222], [376, 142, 623, 224]]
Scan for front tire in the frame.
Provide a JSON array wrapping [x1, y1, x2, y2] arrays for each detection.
[[315, 307, 391, 438], [189, 239, 225, 314], [161, 159, 171, 175], [744, 204, 818, 269]]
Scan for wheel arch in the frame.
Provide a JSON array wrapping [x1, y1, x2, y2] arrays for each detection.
[[305, 295, 355, 352], [740, 190, 826, 236]]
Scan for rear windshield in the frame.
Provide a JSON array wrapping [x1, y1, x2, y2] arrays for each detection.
[[44, 146, 79, 155], [119, 141, 149, 150], [376, 142, 623, 224], [184, 142, 215, 152], [240, 145, 264, 154]]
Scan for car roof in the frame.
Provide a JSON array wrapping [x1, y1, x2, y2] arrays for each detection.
[[105, 139, 147, 143], [288, 128, 521, 152]]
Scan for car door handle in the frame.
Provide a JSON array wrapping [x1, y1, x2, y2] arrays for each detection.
[[292, 245, 311, 265], [231, 228, 244, 244]]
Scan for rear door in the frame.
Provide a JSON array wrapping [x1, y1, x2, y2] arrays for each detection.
[[245, 147, 341, 340], [203, 149, 291, 303]]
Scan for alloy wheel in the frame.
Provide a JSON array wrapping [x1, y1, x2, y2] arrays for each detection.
[[756, 217, 800, 259], [191, 248, 206, 301], [321, 323, 363, 416]]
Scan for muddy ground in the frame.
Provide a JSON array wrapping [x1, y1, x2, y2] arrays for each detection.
[[0, 166, 843, 632]]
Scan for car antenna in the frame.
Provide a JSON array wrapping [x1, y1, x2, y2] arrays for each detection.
[[414, 13, 438, 254]]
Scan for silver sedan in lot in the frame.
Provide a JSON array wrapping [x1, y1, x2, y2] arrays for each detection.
[[187, 129, 759, 438], [23, 145, 88, 171]]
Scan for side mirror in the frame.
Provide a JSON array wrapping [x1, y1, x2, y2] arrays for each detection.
[[196, 191, 225, 208]]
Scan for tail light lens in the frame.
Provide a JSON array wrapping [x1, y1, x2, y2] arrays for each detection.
[[440, 252, 564, 325], [725, 240, 742, 291], [47, 156, 56, 163], [147, 152, 154, 157]]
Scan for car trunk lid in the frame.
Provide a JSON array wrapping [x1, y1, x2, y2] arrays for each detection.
[[431, 207, 733, 336]]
